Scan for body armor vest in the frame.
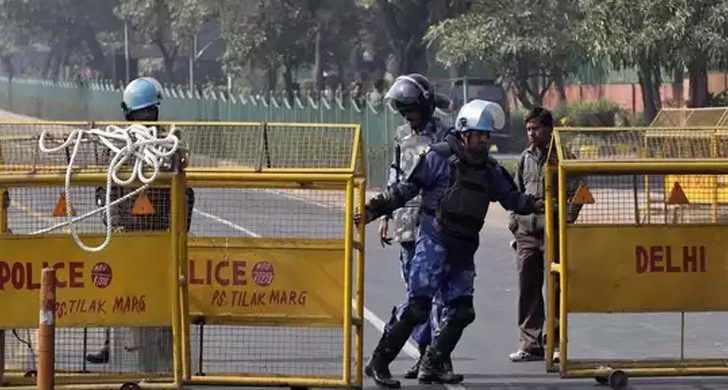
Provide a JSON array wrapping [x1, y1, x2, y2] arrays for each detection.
[[431, 137, 493, 240], [391, 122, 444, 243]]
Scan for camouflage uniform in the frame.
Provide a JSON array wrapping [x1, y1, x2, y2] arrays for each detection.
[[388, 118, 447, 279], [366, 132, 539, 385], [384, 118, 447, 350]]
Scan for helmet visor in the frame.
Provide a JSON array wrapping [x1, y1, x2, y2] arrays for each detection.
[[383, 78, 423, 106]]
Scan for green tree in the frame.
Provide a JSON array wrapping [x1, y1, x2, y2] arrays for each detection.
[[307, 0, 364, 91], [364, 0, 472, 75], [0, 21, 23, 80], [0, 0, 121, 79], [116, 0, 214, 83], [216, 0, 313, 93], [425, 0, 583, 109], [673, 0, 728, 107], [577, 0, 684, 120]]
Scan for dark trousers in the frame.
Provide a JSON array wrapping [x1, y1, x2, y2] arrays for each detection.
[[515, 231, 560, 352]]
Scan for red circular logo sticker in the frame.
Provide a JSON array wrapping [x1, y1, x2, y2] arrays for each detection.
[[252, 261, 274, 287], [91, 262, 112, 288]]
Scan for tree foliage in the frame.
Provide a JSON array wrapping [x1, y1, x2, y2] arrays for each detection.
[[425, 0, 582, 109], [216, 0, 314, 92], [2, 0, 728, 117], [115, 0, 214, 83], [578, 0, 728, 119], [0, 0, 121, 79], [577, 0, 682, 120], [363, 0, 471, 75]]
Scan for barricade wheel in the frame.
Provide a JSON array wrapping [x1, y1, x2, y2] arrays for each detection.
[[290, 386, 308, 390], [595, 376, 608, 385], [120, 382, 141, 390], [608, 370, 628, 389]]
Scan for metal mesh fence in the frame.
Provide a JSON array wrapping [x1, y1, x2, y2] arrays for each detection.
[[97, 122, 266, 170], [189, 188, 346, 239], [186, 182, 359, 379], [0, 122, 358, 173], [5, 185, 172, 234], [717, 130, 728, 158], [0, 121, 362, 382], [264, 124, 356, 170], [0, 122, 104, 173], [684, 109, 728, 127], [555, 128, 728, 160], [650, 108, 728, 127], [0, 122, 185, 174], [568, 312, 728, 360], [1, 181, 176, 378], [3, 326, 173, 376], [188, 324, 342, 377], [568, 174, 728, 225]]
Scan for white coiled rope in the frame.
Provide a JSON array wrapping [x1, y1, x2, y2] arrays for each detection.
[[33, 124, 179, 252]]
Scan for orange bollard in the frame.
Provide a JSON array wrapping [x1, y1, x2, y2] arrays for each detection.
[[37, 268, 55, 390]]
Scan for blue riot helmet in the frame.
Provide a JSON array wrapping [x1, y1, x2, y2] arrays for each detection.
[[121, 77, 163, 120], [455, 99, 506, 133], [384, 73, 436, 119]]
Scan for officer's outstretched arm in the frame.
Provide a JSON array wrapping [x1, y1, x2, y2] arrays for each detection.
[[360, 153, 430, 224], [363, 181, 420, 223], [490, 164, 543, 215]]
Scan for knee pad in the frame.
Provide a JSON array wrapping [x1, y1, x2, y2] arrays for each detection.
[[402, 297, 431, 325], [450, 296, 475, 326]]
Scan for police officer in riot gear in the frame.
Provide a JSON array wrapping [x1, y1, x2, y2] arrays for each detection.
[[87, 77, 194, 370], [358, 99, 545, 387], [373, 74, 448, 379]]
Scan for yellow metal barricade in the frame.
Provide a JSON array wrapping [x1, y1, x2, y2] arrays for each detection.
[[0, 122, 186, 389], [649, 108, 728, 222], [0, 120, 366, 389], [649, 107, 728, 128], [152, 121, 365, 388], [545, 126, 728, 388]]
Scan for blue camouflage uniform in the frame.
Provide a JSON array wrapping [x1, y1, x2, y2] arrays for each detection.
[[364, 132, 539, 383], [384, 118, 447, 350], [401, 142, 537, 308]]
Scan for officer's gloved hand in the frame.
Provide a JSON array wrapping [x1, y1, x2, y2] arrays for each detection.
[[353, 208, 375, 227]]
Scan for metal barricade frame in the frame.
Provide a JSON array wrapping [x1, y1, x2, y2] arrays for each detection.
[[178, 122, 366, 388], [545, 126, 728, 387], [0, 170, 186, 390], [0, 120, 366, 389]]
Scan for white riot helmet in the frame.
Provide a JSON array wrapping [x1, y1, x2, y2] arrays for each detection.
[[455, 99, 506, 133]]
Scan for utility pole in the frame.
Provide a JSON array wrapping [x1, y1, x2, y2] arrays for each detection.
[[124, 23, 129, 84]]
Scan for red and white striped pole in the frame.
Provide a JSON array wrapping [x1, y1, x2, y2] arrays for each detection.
[[37, 267, 56, 390]]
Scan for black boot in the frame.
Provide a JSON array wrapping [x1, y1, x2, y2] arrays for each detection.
[[364, 333, 401, 388], [403, 344, 427, 379], [417, 347, 463, 385], [367, 299, 429, 388], [368, 304, 397, 376], [86, 344, 109, 364], [443, 355, 454, 374]]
